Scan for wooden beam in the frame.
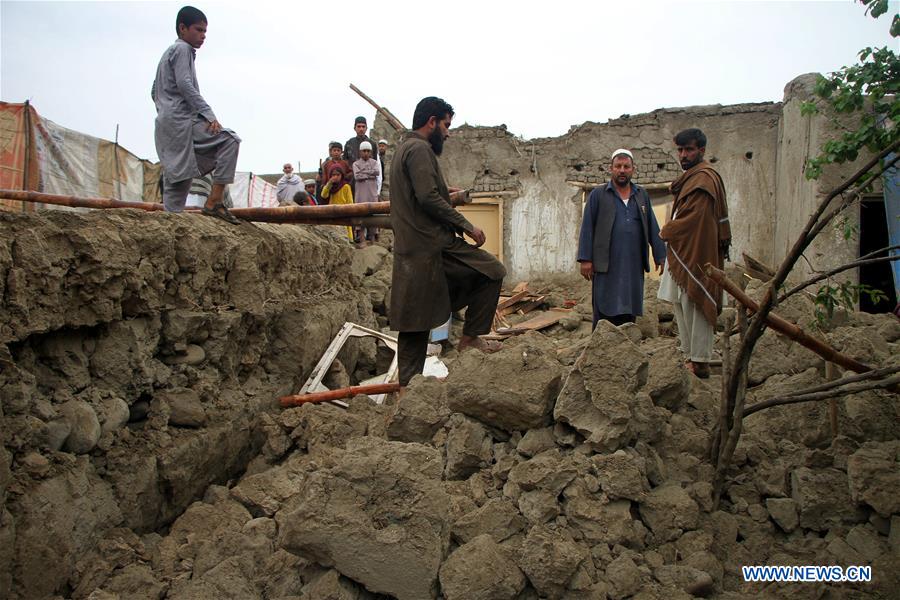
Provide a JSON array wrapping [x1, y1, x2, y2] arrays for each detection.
[[706, 264, 878, 376], [349, 83, 407, 132], [495, 309, 571, 335]]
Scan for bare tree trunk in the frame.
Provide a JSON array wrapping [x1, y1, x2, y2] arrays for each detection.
[[708, 140, 900, 509]]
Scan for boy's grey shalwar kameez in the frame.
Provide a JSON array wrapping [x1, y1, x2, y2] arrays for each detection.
[[152, 38, 240, 212]]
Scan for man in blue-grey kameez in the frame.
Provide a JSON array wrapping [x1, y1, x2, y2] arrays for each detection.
[[577, 149, 666, 327], [152, 6, 241, 224]]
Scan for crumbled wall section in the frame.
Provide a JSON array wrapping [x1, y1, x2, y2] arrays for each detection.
[[566, 148, 680, 187], [0, 210, 373, 599], [774, 73, 876, 281], [378, 100, 782, 281], [375, 75, 880, 282]]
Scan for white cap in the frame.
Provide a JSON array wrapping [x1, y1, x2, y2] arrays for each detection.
[[360, 141, 372, 151], [378, 139, 389, 145], [611, 148, 633, 160], [303, 179, 316, 186]]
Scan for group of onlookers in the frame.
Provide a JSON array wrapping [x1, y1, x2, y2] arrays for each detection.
[[276, 115, 390, 245]]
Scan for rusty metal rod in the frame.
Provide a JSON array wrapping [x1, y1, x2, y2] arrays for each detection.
[[279, 383, 401, 407]]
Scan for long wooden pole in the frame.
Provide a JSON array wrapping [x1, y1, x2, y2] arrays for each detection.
[[114, 124, 122, 200], [258, 215, 392, 228], [349, 84, 407, 132], [228, 201, 390, 221], [22, 100, 34, 213], [279, 383, 400, 407], [0, 189, 164, 211], [3, 189, 468, 218], [706, 264, 875, 375]]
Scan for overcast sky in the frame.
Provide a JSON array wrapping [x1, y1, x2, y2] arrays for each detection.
[[2, 0, 896, 174]]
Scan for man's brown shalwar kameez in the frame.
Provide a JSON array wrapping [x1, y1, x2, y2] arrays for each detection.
[[390, 132, 506, 385]]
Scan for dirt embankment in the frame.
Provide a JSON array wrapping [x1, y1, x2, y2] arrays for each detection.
[[0, 210, 374, 598], [1, 209, 899, 599]]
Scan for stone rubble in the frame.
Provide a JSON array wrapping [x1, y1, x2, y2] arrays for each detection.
[[1, 210, 898, 599]]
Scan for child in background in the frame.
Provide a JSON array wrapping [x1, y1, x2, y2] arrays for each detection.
[[151, 5, 241, 224], [320, 163, 354, 241], [351, 141, 380, 244]]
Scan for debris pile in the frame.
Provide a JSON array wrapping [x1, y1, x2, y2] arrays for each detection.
[[1, 210, 898, 599], [491, 282, 576, 339]]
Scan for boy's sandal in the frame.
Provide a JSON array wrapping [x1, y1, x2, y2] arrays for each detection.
[[201, 202, 241, 225]]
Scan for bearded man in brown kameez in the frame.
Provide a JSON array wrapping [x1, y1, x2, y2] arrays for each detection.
[[657, 128, 731, 379], [390, 96, 506, 390]]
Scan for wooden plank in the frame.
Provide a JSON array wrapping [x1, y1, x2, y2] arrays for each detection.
[[499, 293, 545, 316], [515, 298, 545, 315], [495, 309, 571, 335], [512, 281, 529, 293], [742, 252, 776, 281], [497, 289, 530, 311]]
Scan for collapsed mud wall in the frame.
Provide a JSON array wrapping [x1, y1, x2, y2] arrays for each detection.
[[33, 282, 899, 600], [1, 207, 898, 599], [375, 73, 878, 284], [375, 99, 781, 282], [0, 210, 373, 598]]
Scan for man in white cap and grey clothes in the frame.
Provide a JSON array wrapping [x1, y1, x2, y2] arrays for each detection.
[[576, 148, 666, 327], [352, 141, 381, 243], [276, 163, 303, 207]]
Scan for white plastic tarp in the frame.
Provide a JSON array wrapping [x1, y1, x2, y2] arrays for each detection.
[[230, 172, 279, 208]]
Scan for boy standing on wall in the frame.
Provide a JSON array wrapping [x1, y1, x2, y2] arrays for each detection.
[[152, 5, 241, 224]]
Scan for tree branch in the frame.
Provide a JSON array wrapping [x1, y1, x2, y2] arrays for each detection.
[[778, 247, 900, 302], [778, 139, 900, 289], [805, 151, 900, 247], [725, 140, 900, 403], [772, 364, 900, 400], [744, 374, 900, 417]]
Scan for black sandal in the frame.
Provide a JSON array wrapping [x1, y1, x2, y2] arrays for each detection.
[[201, 202, 241, 225]]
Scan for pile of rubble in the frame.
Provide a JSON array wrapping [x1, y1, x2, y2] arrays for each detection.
[[1, 210, 898, 599]]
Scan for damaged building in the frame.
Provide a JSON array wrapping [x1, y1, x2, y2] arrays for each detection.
[[0, 71, 898, 600], [372, 74, 895, 309]]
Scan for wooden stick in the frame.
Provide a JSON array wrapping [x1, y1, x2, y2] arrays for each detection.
[[0, 189, 164, 211], [3, 189, 466, 223], [227, 202, 391, 222], [279, 383, 401, 407], [497, 289, 530, 310], [348, 83, 407, 132], [706, 264, 875, 376]]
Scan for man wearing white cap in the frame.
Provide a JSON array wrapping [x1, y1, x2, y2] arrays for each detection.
[[352, 141, 381, 243], [577, 148, 666, 328]]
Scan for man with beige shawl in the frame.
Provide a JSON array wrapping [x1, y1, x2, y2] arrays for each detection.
[[657, 128, 731, 379]]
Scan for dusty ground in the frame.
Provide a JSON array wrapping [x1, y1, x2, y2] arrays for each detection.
[[1, 210, 898, 599]]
